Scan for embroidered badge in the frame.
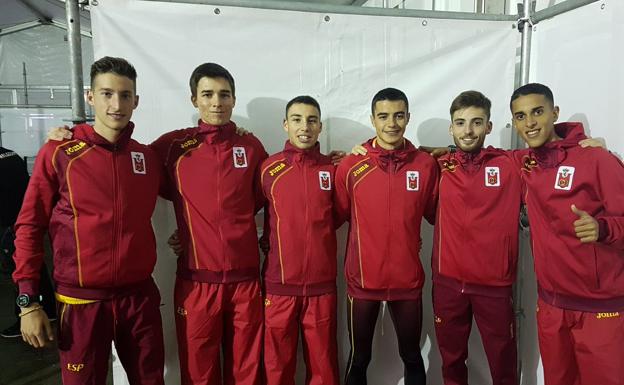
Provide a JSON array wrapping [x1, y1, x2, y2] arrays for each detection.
[[130, 152, 146, 174], [233, 147, 248, 168], [554, 166, 575, 190], [319, 171, 331, 190], [406, 171, 419, 191], [485, 167, 500, 187]]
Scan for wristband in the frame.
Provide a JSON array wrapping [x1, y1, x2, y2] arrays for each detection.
[[18, 305, 43, 318]]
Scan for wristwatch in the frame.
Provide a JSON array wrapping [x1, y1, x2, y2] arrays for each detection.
[[16, 293, 42, 308]]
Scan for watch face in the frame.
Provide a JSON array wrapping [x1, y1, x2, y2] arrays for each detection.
[[16, 294, 30, 308]]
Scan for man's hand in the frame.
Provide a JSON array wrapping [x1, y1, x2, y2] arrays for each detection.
[[351, 145, 367, 156], [579, 137, 606, 149], [327, 150, 346, 165], [235, 126, 250, 136], [20, 306, 53, 348], [168, 229, 183, 257], [259, 235, 270, 256], [46, 125, 73, 143], [419, 146, 449, 158], [571, 204, 599, 243]]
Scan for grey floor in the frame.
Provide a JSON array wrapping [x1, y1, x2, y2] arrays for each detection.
[[0, 269, 62, 385], [0, 261, 116, 385]]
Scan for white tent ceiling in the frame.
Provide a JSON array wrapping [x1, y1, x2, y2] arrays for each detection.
[[0, 0, 370, 34]]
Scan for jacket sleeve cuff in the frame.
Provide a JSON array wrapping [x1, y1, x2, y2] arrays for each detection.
[[17, 279, 40, 297], [597, 218, 609, 242]]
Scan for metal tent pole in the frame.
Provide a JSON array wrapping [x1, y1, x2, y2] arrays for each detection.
[[512, 1, 534, 383], [65, 0, 86, 124]]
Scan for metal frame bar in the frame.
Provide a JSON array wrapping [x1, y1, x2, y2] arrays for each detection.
[[0, 20, 43, 36], [65, 0, 87, 124], [50, 20, 93, 38], [0, 19, 92, 38], [0, 104, 75, 109], [533, 0, 599, 22], [145, 0, 517, 21]]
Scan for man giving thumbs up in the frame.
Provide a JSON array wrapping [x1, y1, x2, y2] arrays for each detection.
[[510, 83, 624, 385]]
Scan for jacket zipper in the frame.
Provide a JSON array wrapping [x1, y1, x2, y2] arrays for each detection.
[[302, 162, 309, 296], [111, 146, 119, 286], [386, 170, 391, 299], [218, 145, 225, 281]]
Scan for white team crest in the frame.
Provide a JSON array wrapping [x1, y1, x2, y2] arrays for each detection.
[[554, 166, 575, 190], [485, 167, 500, 187], [131, 152, 146, 174], [319, 171, 331, 190], [232, 147, 248, 168], [406, 171, 419, 191]]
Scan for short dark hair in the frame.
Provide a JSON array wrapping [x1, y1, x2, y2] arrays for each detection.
[[189, 63, 235, 97], [90, 56, 137, 89], [510, 83, 554, 110], [450, 90, 492, 120], [285, 95, 321, 118], [371, 88, 409, 114]]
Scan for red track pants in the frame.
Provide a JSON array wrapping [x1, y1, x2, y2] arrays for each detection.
[[174, 278, 263, 385], [263, 293, 339, 385], [57, 280, 164, 385], [433, 282, 516, 385], [537, 298, 624, 385]]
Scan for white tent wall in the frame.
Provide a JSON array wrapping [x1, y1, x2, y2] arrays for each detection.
[[0, 25, 93, 169], [91, 1, 517, 384], [529, 0, 623, 157]]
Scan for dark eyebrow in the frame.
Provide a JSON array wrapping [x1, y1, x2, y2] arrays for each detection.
[[532, 106, 544, 112]]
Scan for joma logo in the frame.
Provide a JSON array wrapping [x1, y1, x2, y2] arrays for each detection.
[[352, 163, 370, 177]]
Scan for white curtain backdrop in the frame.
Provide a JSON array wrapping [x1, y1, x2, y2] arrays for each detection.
[[530, 0, 624, 158], [91, 1, 519, 384]]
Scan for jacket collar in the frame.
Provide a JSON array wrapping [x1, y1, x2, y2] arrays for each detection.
[[529, 122, 587, 168], [282, 140, 322, 164], [73, 122, 134, 150], [452, 146, 505, 173], [363, 137, 417, 173], [197, 120, 236, 144]]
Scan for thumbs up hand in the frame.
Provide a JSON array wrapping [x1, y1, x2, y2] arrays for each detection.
[[571, 204, 599, 243]]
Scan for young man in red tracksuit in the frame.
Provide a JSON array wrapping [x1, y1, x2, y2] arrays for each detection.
[[150, 63, 267, 385], [334, 88, 439, 385], [432, 91, 521, 385], [260, 95, 340, 385], [510, 83, 624, 385], [13, 57, 165, 385]]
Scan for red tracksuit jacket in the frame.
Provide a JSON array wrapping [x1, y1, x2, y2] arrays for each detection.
[[335, 138, 439, 301], [432, 146, 522, 293], [260, 141, 337, 296], [13, 123, 161, 299], [514, 122, 624, 312], [150, 120, 268, 283]]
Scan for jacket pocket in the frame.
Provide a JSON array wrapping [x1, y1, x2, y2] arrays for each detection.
[[592, 245, 601, 290], [502, 235, 512, 280]]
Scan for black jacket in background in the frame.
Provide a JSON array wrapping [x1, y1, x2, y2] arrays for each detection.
[[0, 147, 29, 227]]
